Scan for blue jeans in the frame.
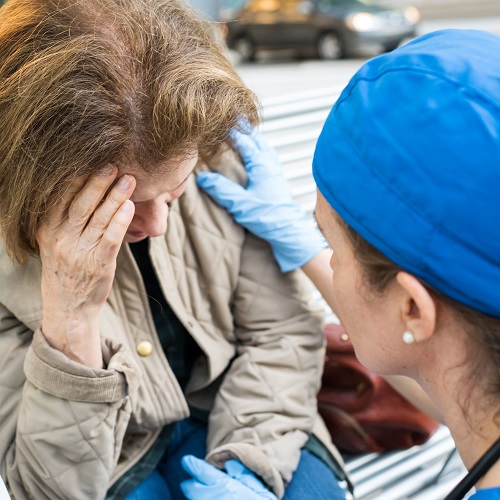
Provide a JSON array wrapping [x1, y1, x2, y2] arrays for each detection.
[[126, 418, 346, 500]]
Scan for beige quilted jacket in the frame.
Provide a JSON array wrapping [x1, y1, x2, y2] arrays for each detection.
[[0, 148, 338, 499]]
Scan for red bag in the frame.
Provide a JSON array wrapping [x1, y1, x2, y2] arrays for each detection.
[[318, 323, 439, 454]]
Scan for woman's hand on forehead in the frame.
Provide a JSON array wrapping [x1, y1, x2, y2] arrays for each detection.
[[36, 168, 136, 368]]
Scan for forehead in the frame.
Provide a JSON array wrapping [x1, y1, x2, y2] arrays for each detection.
[[118, 153, 198, 202]]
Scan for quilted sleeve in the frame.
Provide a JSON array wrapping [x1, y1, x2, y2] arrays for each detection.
[[206, 232, 326, 499], [0, 306, 140, 500]]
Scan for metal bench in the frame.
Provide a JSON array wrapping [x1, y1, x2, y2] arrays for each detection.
[[260, 89, 468, 499]]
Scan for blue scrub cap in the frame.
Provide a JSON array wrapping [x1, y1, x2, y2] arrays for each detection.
[[313, 29, 500, 317]]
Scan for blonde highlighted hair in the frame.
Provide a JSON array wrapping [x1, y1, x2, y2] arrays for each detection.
[[0, 0, 259, 262]]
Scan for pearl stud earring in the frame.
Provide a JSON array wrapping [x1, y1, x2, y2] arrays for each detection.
[[402, 331, 415, 344]]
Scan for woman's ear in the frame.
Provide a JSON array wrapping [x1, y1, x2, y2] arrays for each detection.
[[396, 272, 437, 343]]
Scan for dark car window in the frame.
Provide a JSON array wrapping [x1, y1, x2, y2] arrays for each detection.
[[284, 0, 312, 14]]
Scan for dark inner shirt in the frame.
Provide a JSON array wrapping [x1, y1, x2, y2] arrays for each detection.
[[129, 237, 202, 390], [106, 238, 203, 499]]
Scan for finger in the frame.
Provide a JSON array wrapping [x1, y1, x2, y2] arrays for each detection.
[[224, 461, 269, 494], [42, 175, 89, 229], [231, 125, 273, 152], [231, 127, 274, 160], [230, 129, 259, 165], [230, 129, 280, 179], [84, 175, 136, 243], [99, 199, 135, 253], [197, 172, 247, 212], [66, 168, 119, 233], [181, 455, 227, 485], [180, 479, 221, 500], [180, 479, 201, 499], [234, 117, 254, 135], [224, 459, 247, 477]]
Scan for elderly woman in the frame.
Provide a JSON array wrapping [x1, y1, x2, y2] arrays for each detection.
[[0, 0, 348, 499], [198, 30, 500, 499]]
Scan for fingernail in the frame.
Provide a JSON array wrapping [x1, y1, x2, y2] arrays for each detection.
[[118, 175, 132, 190]]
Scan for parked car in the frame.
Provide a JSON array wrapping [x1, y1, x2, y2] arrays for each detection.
[[223, 0, 420, 61]]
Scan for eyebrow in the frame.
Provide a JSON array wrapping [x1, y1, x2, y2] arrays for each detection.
[[169, 171, 192, 191], [131, 171, 193, 204]]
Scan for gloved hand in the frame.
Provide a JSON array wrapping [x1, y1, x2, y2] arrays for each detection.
[[197, 127, 325, 272], [180, 455, 278, 500]]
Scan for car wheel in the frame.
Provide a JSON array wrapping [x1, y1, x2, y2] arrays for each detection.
[[235, 36, 255, 62], [317, 32, 343, 60]]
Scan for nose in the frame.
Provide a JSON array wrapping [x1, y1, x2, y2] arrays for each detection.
[[133, 198, 169, 238]]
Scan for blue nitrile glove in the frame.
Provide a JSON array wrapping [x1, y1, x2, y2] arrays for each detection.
[[180, 455, 278, 500], [197, 127, 325, 272]]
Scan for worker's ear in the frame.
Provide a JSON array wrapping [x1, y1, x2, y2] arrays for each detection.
[[396, 272, 437, 343]]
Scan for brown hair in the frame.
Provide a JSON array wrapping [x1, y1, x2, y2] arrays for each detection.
[[0, 0, 260, 262], [337, 214, 500, 399]]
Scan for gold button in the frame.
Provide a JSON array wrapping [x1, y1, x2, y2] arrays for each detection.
[[137, 340, 153, 357]]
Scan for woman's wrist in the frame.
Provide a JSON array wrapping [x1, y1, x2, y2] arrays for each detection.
[[41, 308, 103, 368]]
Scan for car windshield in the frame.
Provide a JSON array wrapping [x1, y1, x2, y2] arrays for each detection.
[[236, 0, 379, 14], [245, 0, 281, 11], [317, 0, 376, 6]]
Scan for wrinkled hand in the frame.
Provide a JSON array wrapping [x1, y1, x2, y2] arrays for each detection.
[[36, 168, 136, 367], [181, 455, 277, 500], [197, 128, 324, 272]]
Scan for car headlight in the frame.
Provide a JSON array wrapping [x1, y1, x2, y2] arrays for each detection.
[[404, 6, 421, 24], [345, 12, 384, 32]]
